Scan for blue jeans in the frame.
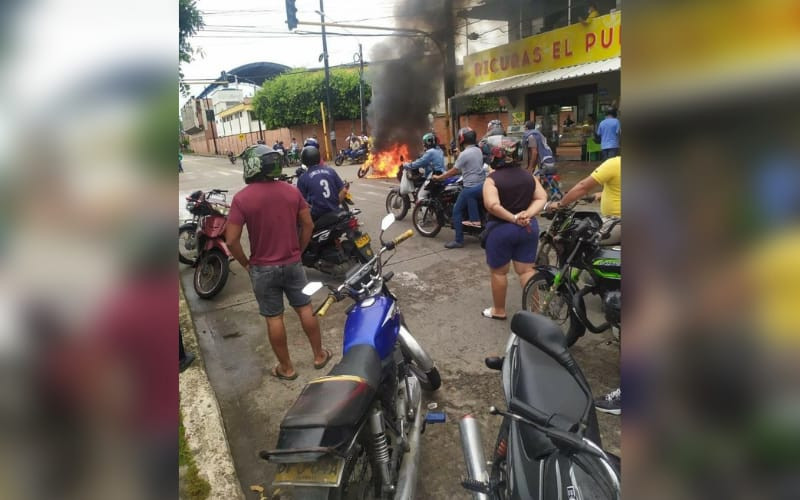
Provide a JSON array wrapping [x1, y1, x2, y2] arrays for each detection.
[[453, 183, 484, 243]]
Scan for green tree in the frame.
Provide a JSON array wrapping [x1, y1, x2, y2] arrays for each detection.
[[466, 95, 502, 114], [179, 0, 204, 96], [252, 68, 371, 129]]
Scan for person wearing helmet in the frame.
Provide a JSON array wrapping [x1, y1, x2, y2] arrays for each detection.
[[224, 144, 331, 381], [296, 145, 348, 221], [433, 127, 486, 249], [486, 119, 505, 137], [406, 132, 445, 178], [303, 137, 319, 149]]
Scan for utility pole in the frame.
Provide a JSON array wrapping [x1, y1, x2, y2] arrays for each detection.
[[358, 43, 365, 136], [319, 0, 336, 156]]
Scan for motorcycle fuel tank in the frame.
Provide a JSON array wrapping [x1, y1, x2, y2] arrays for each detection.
[[343, 295, 399, 360]]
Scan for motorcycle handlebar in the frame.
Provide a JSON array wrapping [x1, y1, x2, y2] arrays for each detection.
[[393, 229, 414, 246], [314, 295, 336, 317]]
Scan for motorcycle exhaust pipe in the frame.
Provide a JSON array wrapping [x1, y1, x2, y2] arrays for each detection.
[[459, 415, 489, 500]]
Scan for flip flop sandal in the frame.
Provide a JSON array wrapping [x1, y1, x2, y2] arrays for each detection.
[[481, 307, 507, 321], [272, 365, 298, 381], [314, 349, 333, 370]]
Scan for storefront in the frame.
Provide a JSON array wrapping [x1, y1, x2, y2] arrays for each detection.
[[453, 11, 621, 160]]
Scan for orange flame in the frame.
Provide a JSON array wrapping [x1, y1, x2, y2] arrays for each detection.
[[364, 144, 410, 179]]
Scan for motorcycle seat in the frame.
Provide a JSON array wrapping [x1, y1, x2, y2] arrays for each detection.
[[313, 211, 347, 231], [280, 345, 381, 430]]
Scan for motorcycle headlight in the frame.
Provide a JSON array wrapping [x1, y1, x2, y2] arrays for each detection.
[[186, 201, 196, 212]]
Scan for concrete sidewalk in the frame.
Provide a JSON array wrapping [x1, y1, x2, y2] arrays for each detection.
[[180, 281, 245, 500]]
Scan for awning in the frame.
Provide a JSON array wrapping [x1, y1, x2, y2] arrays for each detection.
[[454, 56, 621, 98]]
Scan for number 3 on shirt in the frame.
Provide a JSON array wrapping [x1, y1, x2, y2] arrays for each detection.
[[320, 179, 331, 198]]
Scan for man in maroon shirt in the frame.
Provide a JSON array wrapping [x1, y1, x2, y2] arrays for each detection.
[[225, 146, 332, 380]]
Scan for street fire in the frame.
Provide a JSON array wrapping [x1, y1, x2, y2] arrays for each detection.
[[364, 144, 410, 179]]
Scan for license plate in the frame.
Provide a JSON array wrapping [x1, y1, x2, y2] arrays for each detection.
[[273, 456, 345, 486], [355, 234, 370, 248]]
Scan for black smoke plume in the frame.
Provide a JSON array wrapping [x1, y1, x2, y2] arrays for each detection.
[[366, 0, 451, 153]]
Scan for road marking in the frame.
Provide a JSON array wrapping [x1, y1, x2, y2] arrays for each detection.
[[216, 170, 234, 176], [358, 190, 385, 198]]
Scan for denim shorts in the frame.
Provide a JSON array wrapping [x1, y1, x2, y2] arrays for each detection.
[[249, 261, 311, 317], [484, 220, 539, 269]]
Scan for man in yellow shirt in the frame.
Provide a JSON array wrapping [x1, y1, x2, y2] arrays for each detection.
[[549, 156, 621, 243]]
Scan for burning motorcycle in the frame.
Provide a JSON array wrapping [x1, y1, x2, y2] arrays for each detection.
[[180, 189, 233, 299], [411, 172, 487, 239], [459, 311, 620, 499], [261, 214, 442, 499]]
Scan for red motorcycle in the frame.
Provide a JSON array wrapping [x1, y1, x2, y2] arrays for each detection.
[[180, 189, 232, 299]]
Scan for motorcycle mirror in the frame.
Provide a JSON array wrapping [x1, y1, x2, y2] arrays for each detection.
[[302, 282, 324, 296], [380, 213, 396, 232]]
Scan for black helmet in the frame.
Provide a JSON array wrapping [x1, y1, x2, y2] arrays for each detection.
[[457, 127, 476, 147], [301, 145, 321, 167], [304, 137, 319, 148], [242, 144, 283, 183]]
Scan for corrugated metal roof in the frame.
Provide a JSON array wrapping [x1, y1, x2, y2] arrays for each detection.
[[455, 57, 621, 98]]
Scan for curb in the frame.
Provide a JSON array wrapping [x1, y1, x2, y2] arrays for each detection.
[[179, 280, 246, 500]]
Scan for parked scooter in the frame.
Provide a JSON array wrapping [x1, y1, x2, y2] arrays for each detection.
[[459, 311, 620, 500], [179, 189, 232, 299], [261, 214, 442, 499]]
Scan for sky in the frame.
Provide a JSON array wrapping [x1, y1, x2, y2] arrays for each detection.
[[181, 0, 507, 107]]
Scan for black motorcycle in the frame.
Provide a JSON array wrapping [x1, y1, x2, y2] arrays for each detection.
[[522, 215, 621, 347], [534, 199, 595, 267], [385, 163, 426, 221], [460, 311, 620, 499], [411, 172, 486, 239], [261, 214, 442, 499], [298, 181, 374, 277]]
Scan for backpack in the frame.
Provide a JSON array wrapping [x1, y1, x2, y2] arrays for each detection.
[[523, 129, 555, 169]]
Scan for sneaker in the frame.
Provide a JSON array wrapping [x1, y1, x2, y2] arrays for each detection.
[[463, 221, 481, 227], [594, 388, 621, 415], [444, 240, 464, 249]]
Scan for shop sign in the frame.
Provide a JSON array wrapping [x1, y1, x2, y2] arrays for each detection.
[[463, 12, 621, 89]]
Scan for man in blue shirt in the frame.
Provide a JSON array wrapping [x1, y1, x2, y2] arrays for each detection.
[[297, 146, 347, 221], [596, 108, 621, 160], [409, 132, 445, 177]]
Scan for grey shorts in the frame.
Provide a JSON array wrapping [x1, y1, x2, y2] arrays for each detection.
[[249, 261, 312, 317]]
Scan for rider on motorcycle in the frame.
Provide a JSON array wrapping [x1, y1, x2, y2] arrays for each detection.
[[433, 127, 486, 249], [405, 132, 445, 178], [296, 145, 349, 224]]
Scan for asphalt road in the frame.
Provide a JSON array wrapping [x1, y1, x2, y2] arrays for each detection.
[[179, 154, 620, 499]]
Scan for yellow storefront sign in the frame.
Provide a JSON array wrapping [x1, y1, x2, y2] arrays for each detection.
[[463, 12, 621, 89]]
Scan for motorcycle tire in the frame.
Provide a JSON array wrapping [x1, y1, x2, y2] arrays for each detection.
[[521, 271, 585, 347], [411, 202, 443, 238], [334, 155, 344, 167], [408, 363, 441, 392], [193, 249, 230, 300], [534, 239, 558, 267], [385, 188, 410, 221], [357, 165, 369, 178], [178, 222, 198, 266]]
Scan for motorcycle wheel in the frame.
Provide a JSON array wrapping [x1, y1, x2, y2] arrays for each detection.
[[521, 271, 585, 347], [385, 189, 410, 221], [178, 222, 198, 266], [411, 202, 442, 238], [408, 364, 441, 392], [334, 155, 344, 167], [534, 239, 557, 267], [193, 249, 229, 299], [357, 165, 369, 178]]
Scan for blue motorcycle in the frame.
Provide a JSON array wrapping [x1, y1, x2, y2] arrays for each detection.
[[335, 146, 368, 166], [261, 214, 442, 499]]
